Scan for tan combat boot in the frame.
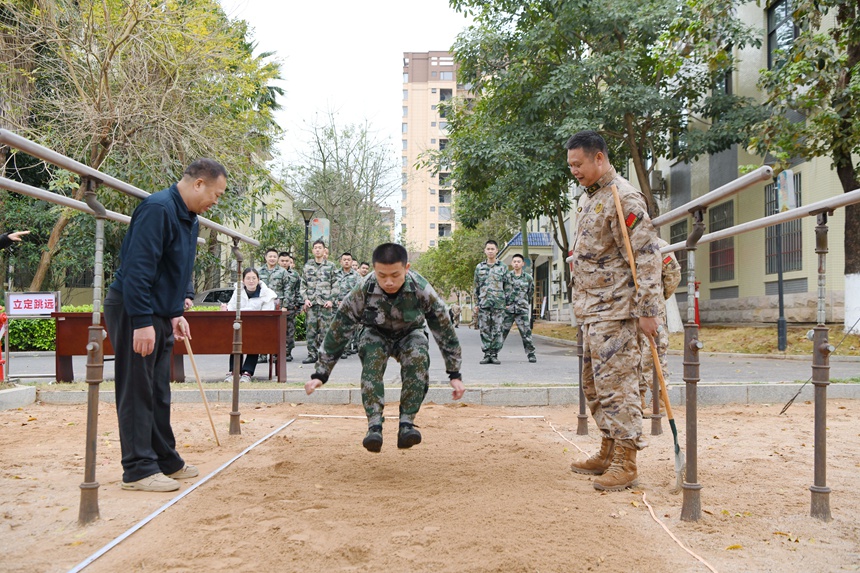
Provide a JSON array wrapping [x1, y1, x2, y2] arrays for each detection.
[[593, 444, 638, 491], [570, 437, 614, 475]]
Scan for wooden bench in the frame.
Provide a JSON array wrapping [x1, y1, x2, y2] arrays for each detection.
[[52, 310, 288, 382]]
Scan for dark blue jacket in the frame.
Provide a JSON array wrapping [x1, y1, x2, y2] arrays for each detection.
[[110, 184, 198, 329]]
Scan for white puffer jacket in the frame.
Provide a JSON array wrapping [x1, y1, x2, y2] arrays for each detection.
[[226, 281, 278, 311]]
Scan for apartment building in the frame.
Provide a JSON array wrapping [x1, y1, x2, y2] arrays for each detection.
[[401, 51, 466, 255]]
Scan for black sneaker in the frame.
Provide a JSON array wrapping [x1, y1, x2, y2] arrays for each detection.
[[397, 423, 422, 449], [489, 355, 500, 365], [362, 425, 383, 453], [479, 355, 492, 365], [302, 356, 317, 364]]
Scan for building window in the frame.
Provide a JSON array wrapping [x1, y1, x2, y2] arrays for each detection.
[[402, 189, 407, 201], [430, 223, 436, 229], [431, 88, 437, 93], [430, 138, 436, 144], [438, 224, 452, 238], [439, 121, 449, 131], [430, 206, 436, 212], [402, 139, 407, 150], [403, 89, 408, 100], [402, 173, 407, 184], [439, 206, 452, 221], [669, 221, 688, 288], [439, 139, 448, 150], [439, 189, 451, 203], [439, 173, 451, 187], [765, 173, 803, 274], [440, 88, 453, 101], [402, 156, 408, 167], [429, 240, 436, 247], [440, 71, 454, 81], [431, 122, 436, 127], [403, 73, 409, 83], [402, 207, 407, 217], [429, 188, 436, 195], [402, 123, 407, 133], [402, 106, 408, 117], [431, 105, 437, 110], [768, 0, 797, 69], [709, 201, 735, 282], [431, 71, 437, 78]]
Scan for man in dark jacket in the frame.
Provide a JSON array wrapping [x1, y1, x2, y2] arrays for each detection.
[[104, 159, 226, 492]]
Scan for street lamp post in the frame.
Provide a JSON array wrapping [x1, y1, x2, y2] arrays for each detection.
[[299, 208, 315, 264]]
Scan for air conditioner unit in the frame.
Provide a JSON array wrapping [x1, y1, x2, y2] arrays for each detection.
[[650, 170, 666, 195]]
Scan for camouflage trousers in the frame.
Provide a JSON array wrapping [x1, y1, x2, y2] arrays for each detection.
[[582, 318, 646, 450], [501, 311, 535, 354], [358, 328, 430, 427], [305, 305, 333, 359], [284, 308, 299, 354], [639, 306, 669, 405], [351, 324, 364, 352], [478, 306, 505, 355]]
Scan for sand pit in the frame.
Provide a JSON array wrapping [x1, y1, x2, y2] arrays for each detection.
[[1, 398, 859, 572]]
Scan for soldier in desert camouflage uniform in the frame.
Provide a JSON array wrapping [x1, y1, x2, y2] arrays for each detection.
[[502, 254, 537, 363], [278, 252, 303, 362], [639, 238, 681, 410], [474, 240, 511, 364], [566, 130, 662, 492], [333, 252, 360, 358], [305, 243, 465, 452], [300, 239, 338, 364]]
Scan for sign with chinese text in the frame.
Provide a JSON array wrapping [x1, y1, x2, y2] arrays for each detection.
[[4, 292, 61, 317], [776, 169, 796, 213]]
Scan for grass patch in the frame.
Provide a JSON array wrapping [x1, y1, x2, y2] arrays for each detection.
[[532, 322, 860, 356]]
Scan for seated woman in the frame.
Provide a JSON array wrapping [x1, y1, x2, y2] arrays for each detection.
[[221, 268, 277, 383]]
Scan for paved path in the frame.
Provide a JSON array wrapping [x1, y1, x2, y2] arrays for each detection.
[[4, 325, 857, 386]]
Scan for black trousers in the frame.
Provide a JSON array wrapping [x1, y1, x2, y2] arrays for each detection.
[[104, 288, 185, 483], [226, 354, 258, 375]]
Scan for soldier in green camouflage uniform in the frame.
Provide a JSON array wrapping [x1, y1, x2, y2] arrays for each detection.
[[333, 252, 360, 358], [305, 243, 465, 452], [257, 248, 287, 299], [300, 239, 338, 364], [474, 240, 511, 364], [566, 131, 662, 492], [502, 253, 536, 363], [279, 252, 303, 362], [639, 238, 681, 410]]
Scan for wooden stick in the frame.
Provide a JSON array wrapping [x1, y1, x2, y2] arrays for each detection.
[[183, 336, 220, 446]]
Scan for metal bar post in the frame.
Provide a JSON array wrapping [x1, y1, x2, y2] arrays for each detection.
[[576, 325, 587, 435], [810, 211, 833, 521], [229, 240, 243, 435], [79, 176, 105, 525], [681, 208, 705, 522], [651, 363, 663, 435], [775, 222, 787, 351]]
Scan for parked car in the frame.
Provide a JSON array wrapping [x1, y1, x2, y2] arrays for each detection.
[[193, 287, 233, 307]]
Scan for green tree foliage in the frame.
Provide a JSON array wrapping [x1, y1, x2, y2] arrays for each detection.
[[750, 0, 860, 277], [0, 0, 284, 290], [439, 0, 763, 247], [287, 113, 398, 262], [412, 212, 517, 300]]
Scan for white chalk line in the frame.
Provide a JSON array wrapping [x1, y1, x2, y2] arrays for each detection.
[[67, 418, 297, 573]]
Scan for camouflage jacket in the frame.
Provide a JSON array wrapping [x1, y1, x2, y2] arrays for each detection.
[[506, 271, 534, 315], [281, 268, 303, 310], [334, 268, 360, 303], [473, 260, 511, 310], [571, 167, 661, 323], [300, 260, 338, 306], [656, 238, 682, 300], [257, 266, 286, 302], [315, 270, 462, 380]]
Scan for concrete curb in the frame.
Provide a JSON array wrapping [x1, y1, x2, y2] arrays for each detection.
[[27, 383, 860, 409], [531, 334, 860, 362], [0, 385, 37, 410]]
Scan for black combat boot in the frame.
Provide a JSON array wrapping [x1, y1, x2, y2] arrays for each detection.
[[362, 425, 383, 453], [397, 422, 422, 449]]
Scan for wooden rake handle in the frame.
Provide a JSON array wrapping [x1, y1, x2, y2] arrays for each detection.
[[183, 336, 221, 446]]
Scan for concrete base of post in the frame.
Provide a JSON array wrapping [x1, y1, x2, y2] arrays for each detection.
[[576, 414, 588, 435], [78, 481, 100, 524], [681, 482, 702, 522], [810, 486, 832, 521], [650, 413, 664, 435]]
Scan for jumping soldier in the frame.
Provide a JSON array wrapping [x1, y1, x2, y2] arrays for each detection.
[[305, 243, 465, 452]]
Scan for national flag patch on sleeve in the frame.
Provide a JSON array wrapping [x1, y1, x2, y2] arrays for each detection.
[[663, 255, 673, 265], [625, 212, 643, 229]]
